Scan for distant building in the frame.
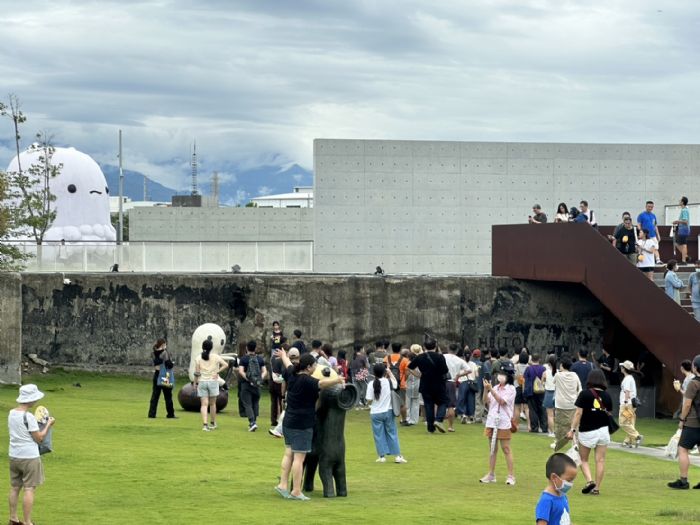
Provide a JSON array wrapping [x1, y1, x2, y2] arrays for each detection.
[[171, 194, 219, 207], [109, 196, 169, 213], [251, 186, 313, 208]]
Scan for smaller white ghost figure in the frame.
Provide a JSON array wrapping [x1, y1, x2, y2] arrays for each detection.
[[190, 324, 227, 385]]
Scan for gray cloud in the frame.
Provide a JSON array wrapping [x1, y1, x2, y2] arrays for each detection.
[[1, 0, 699, 190]]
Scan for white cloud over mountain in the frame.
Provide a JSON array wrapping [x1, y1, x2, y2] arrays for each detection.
[[1, 0, 698, 191]]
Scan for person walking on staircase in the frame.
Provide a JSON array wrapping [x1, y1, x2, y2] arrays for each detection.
[[664, 260, 684, 304], [687, 259, 700, 321], [636, 229, 658, 282], [619, 361, 643, 448], [637, 201, 662, 265]]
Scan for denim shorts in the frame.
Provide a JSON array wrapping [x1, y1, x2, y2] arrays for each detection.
[[283, 427, 313, 453], [197, 380, 219, 398], [543, 390, 555, 409]]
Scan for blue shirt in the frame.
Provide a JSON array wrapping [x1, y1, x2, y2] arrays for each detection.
[[637, 211, 658, 238], [535, 491, 571, 524], [664, 270, 684, 300], [689, 272, 700, 307]]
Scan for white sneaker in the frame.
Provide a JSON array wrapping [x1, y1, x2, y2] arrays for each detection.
[[376, 457, 386, 463], [506, 475, 516, 486], [202, 425, 210, 432], [479, 474, 496, 483], [549, 442, 556, 450], [249, 423, 258, 432], [547, 432, 555, 438], [394, 455, 408, 464], [268, 428, 283, 438], [210, 422, 218, 430], [460, 416, 467, 424]]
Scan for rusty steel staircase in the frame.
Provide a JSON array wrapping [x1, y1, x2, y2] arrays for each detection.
[[492, 223, 700, 377]]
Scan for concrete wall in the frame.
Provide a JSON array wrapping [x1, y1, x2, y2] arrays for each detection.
[[313, 139, 700, 273], [0, 273, 22, 384], [129, 207, 314, 242], [18, 273, 602, 371]]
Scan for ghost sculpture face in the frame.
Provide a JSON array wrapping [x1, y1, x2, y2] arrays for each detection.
[[190, 323, 227, 385], [6, 146, 116, 243]]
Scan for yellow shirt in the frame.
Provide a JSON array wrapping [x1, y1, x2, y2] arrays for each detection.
[[196, 355, 227, 381]]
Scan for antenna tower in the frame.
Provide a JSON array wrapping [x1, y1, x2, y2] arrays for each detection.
[[191, 141, 199, 196]]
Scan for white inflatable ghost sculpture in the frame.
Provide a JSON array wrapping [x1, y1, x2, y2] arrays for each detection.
[[190, 323, 227, 386], [6, 146, 116, 243]]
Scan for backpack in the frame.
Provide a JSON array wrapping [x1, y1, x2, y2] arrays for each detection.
[[387, 355, 404, 391], [247, 355, 262, 387], [693, 377, 700, 423]]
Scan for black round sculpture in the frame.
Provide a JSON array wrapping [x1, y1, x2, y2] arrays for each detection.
[[303, 383, 358, 498], [177, 382, 229, 412]]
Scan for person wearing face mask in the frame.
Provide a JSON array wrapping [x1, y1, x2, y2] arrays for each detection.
[[479, 361, 517, 486], [664, 260, 684, 304], [687, 260, 700, 321], [535, 453, 578, 525]]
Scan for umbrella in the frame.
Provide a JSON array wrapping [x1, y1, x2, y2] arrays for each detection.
[[490, 415, 500, 456]]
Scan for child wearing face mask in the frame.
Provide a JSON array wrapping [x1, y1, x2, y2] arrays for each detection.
[[535, 453, 578, 525]]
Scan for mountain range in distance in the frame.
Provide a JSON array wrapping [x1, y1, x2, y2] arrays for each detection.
[[101, 163, 313, 206]]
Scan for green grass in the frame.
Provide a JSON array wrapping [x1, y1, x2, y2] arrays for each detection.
[[0, 371, 697, 525]]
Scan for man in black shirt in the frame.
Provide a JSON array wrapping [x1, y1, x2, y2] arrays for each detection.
[[238, 340, 268, 432], [571, 349, 595, 387], [529, 204, 548, 224], [597, 348, 618, 385], [613, 216, 638, 264], [408, 337, 449, 433], [291, 329, 307, 354]]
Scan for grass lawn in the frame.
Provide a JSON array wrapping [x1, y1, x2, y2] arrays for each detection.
[[0, 371, 697, 525]]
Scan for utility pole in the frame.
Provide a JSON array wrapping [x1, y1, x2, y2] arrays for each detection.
[[211, 171, 219, 206], [118, 129, 124, 244]]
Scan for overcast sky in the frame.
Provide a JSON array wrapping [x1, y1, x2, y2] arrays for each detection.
[[1, 0, 698, 190]]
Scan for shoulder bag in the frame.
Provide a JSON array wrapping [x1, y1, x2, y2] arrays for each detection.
[[590, 388, 619, 435], [23, 412, 52, 455], [157, 350, 175, 389]]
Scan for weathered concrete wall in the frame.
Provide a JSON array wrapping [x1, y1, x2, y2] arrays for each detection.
[[18, 273, 603, 371], [0, 273, 22, 384]]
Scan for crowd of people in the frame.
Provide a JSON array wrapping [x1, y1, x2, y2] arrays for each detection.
[[529, 197, 700, 321], [10, 322, 698, 524], [172, 320, 700, 502], [529, 197, 692, 265]]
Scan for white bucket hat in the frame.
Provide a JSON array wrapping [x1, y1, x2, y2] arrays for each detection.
[[17, 384, 45, 404]]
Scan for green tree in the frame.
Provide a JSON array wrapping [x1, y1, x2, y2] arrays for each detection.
[[0, 171, 30, 270], [1, 95, 60, 246], [110, 212, 129, 241]]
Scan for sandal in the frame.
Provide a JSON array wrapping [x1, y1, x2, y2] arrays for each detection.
[[581, 481, 596, 494]]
